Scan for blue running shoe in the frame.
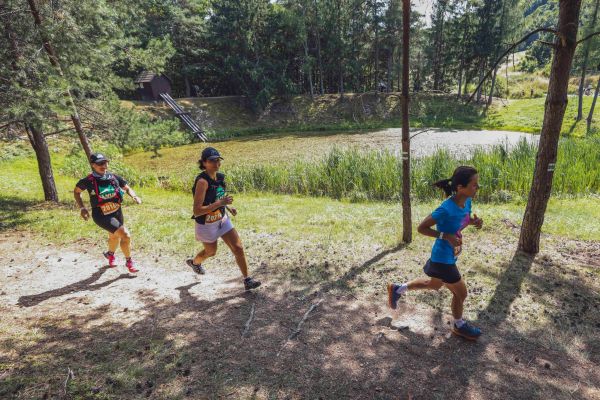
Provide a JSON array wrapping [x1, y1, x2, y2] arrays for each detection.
[[387, 283, 402, 310], [452, 321, 482, 341]]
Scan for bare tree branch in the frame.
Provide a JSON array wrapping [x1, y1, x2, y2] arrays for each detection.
[[467, 27, 559, 104], [44, 127, 74, 137], [576, 31, 600, 45], [0, 120, 22, 130], [62, 368, 74, 398], [277, 299, 323, 357], [410, 128, 435, 140], [539, 41, 557, 48]]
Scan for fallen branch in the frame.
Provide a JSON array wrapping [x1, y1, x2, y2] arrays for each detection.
[[410, 128, 435, 140], [242, 303, 255, 338], [467, 27, 558, 104], [44, 127, 74, 137], [276, 299, 323, 357], [62, 368, 74, 398]]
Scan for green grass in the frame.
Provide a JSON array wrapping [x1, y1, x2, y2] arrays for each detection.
[[2, 155, 600, 252], [122, 136, 600, 203], [486, 96, 600, 136]]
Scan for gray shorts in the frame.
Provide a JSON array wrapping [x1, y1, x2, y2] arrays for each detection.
[[194, 215, 234, 243]]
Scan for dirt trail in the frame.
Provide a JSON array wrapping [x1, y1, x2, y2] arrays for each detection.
[[1, 231, 599, 399]]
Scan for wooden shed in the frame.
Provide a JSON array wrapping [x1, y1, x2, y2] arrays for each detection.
[[134, 71, 172, 101]]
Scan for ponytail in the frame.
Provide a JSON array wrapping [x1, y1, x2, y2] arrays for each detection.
[[433, 166, 478, 197], [433, 178, 453, 196]]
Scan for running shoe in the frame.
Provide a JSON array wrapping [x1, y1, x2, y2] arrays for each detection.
[[125, 258, 139, 273], [244, 277, 261, 290], [186, 259, 205, 275], [451, 321, 482, 341], [387, 283, 403, 310], [103, 251, 116, 267]]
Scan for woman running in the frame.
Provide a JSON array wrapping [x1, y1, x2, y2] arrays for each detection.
[[74, 153, 142, 273], [186, 147, 261, 291], [387, 166, 483, 340]]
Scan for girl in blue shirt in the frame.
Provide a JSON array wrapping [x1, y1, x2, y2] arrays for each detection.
[[388, 166, 483, 340]]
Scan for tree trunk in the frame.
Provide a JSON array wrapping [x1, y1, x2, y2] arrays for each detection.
[[374, 0, 379, 91], [339, 65, 344, 98], [413, 51, 421, 92], [518, 0, 582, 254], [577, 48, 590, 121], [317, 39, 324, 94], [25, 123, 59, 202], [398, 48, 402, 92], [506, 55, 510, 98], [386, 50, 393, 93], [476, 60, 485, 102], [26, 0, 93, 160], [303, 37, 315, 99], [432, 1, 447, 91], [457, 6, 469, 99], [302, 4, 315, 99], [337, 0, 344, 98], [401, 0, 412, 243], [587, 75, 600, 132], [184, 74, 191, 97], [487, 65, 498, 106], [314, 0, 325, 95], [577, 0, 599, 121]]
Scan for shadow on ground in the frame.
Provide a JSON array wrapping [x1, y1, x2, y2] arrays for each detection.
[[1, 248, 599, 399]]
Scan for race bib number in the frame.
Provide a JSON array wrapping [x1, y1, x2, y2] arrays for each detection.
[[205, 209, 223, 223], [100, 202, 121, 215]]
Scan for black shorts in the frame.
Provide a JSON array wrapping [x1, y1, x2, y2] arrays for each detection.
[[423, 259, 461, 284], [92, 208, 124, 233]]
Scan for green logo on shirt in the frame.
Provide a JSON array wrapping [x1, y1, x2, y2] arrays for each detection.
[[98, 183, 116, 200]]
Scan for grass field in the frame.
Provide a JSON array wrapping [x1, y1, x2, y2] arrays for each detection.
[[486, 96, 600, 136], [121, 134, 600, 203], [3, 155, 600, 248], [2, 150, 600, 399]]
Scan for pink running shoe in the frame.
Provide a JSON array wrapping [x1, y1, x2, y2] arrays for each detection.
[[103, 251, 116, 267], [125, 258, 139, 273]]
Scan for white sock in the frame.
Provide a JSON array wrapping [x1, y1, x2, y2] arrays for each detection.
[[395, 283, 408, 295], [454, 318, 465, 328]]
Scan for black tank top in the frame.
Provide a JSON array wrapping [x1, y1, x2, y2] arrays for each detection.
[[192, 172, 227, 224]]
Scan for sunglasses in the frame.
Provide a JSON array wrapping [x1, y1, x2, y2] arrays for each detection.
[[94, 161, 108, 166]]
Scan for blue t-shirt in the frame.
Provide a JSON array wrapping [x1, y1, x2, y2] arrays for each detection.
[[430, 197, 472, 264]]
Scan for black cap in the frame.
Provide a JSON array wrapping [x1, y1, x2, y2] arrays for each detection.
[[201, 147, 223, 162], [90, 153, 109, 164]]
